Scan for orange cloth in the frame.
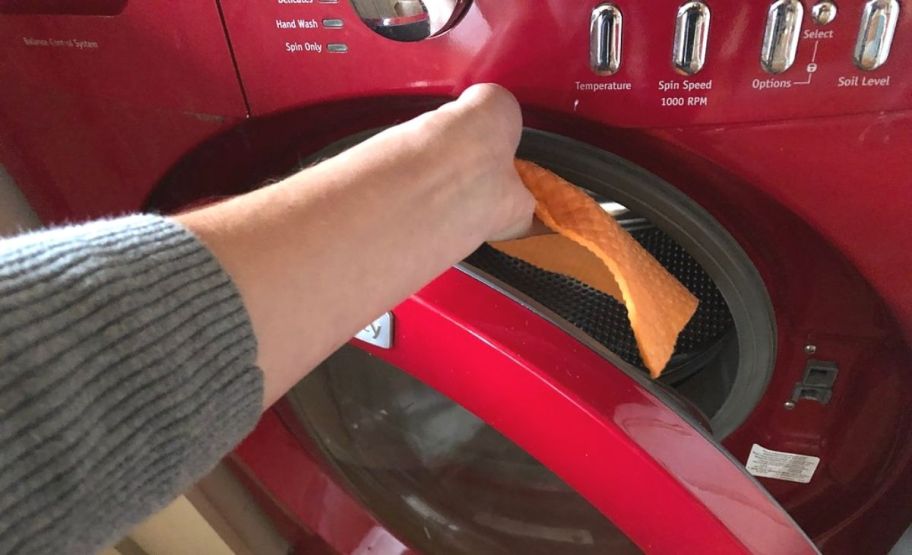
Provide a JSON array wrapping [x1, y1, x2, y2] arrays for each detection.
[[492, 160, 698, 377], [492, 234, 624, 300]]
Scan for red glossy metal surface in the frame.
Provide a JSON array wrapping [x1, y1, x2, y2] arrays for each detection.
[[0, 2, 245, 113], [2, 1, 911, 553], [657, 113, 912, 346], [221, 0, 912, 124], [535, 111, 912, 554], [0, 0, 127, 16], [0, 1, 247, 222]]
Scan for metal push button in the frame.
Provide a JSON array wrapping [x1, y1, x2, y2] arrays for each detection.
[[590, 4, 622, 75], [811, 1, 838, 25], [855, 0, 900, 71], [761, 0, 804, 74], [673, 2, 711, 75]]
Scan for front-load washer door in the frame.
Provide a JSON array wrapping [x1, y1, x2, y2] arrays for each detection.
[[235, 267, 817, 554]]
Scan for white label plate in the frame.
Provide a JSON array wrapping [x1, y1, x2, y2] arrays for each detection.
[[354, 312, 393, 349], [746, 444, 820, 484]]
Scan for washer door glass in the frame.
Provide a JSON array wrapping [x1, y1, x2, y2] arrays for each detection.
[[285, 345, 641, 554]]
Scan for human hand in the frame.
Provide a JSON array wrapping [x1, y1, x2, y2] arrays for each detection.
[[400, 83, 537, 241]]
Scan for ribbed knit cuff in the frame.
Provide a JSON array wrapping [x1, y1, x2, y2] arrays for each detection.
[[0, 214, 263, 554]]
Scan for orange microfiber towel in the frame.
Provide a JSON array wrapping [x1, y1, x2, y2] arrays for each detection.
[[492, 160, 699, 378]]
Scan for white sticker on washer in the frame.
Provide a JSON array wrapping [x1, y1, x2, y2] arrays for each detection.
[[354, 312, 393, 349], [746, 444, 820, 483]]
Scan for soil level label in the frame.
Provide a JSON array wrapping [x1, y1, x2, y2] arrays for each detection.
[[746, 444, 820, 483], [837, 75, 892, 87]]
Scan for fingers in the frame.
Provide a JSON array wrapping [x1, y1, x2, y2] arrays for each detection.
[[485, 163, 537, 242], [496, 217, 553, 241], [446, 84, 538, 242], [437, 83, 523, 155], [393, 83, 536, 244], [454, 84, 523, 145]]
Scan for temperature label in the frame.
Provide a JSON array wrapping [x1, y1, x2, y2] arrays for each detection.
[[575, 81, 633, 92]]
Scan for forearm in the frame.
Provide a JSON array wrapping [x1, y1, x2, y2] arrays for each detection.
[[177, 86, 531, 405], [0, 216, 262, 553], [179, 126, 492, 404]]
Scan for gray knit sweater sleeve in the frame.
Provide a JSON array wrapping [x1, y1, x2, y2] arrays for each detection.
[[0, 214, 264, 554]]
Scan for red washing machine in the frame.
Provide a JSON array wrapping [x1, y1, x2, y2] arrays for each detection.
[[1, 0, 911, 553]]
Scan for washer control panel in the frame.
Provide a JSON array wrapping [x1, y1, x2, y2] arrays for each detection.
[[218, 0, 912, 126], [590, 0, 900, 76]]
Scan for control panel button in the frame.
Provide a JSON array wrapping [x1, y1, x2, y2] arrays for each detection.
[[811, 1, 838, 25], [855, 0, 900, 71], [590, 4, 622, 75], [673, 2, 711, 75], [322, 18, 344, 29], [761, 0, 804, 74]]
